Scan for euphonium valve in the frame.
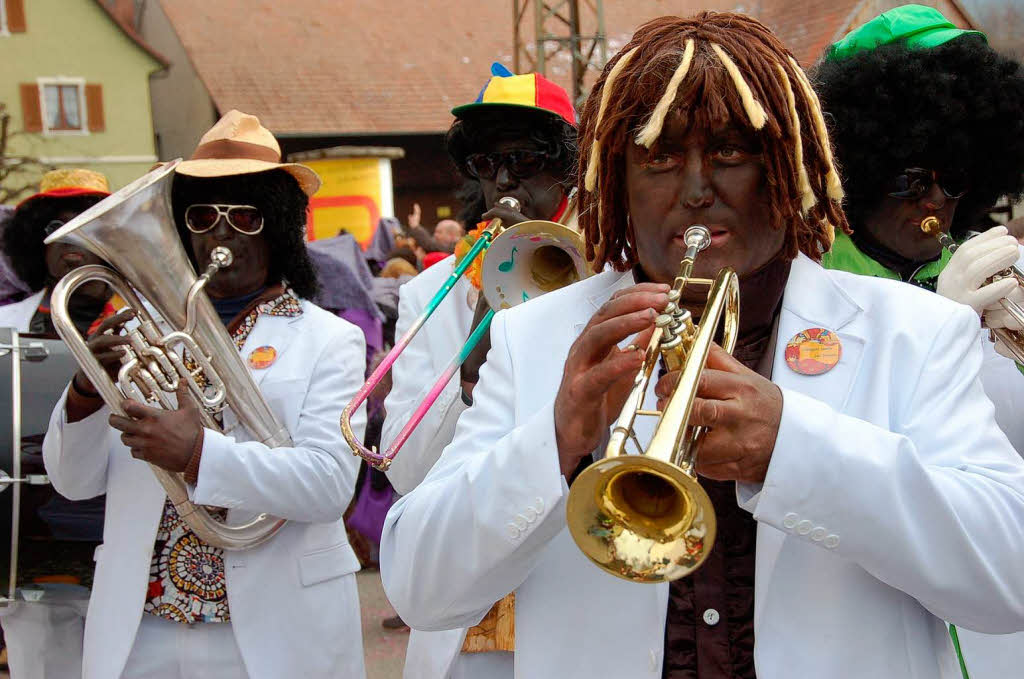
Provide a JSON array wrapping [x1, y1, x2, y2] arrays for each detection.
[[566, 225, 740, 583]]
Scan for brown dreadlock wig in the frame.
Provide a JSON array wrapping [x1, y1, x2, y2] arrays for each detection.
[[578, 12, 848, 273]]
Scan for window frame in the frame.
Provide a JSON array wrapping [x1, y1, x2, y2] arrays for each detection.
[[0, 0, 9, 36], [37, 77, 89, 136]]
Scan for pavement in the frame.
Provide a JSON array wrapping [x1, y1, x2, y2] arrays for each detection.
[[0, 570, 407, 679], [358, 567, 409, 678]]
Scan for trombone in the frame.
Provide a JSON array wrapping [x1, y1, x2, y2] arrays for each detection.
[[566, 225, 739, 583], [920, 216, 1024, 363], [341, 194, 589, 471]]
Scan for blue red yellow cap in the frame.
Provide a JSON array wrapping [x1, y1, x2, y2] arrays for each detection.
[[452, 63, 576, 127]]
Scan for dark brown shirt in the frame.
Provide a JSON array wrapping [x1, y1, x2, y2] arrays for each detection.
[[661, 256, 791, 679]]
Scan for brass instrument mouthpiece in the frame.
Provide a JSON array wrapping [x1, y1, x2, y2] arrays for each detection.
[[920, 216, 942, 237], [684, 225, 712, 251], [498, 196, 521, 213], [210, 246, 234, 268]]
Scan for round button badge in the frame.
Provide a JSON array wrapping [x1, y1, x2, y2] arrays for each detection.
[[248, 345, 278, 370], [784, 328, 841, 376]]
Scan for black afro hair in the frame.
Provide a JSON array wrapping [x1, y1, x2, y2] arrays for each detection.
[[171, 169, 320, 300], [813, 35, 1024, 236], [2, 194, 105, 291]]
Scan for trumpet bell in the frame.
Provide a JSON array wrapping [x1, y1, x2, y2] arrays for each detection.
[[566, 454, 716, 583], [482, 219, 589, 311]]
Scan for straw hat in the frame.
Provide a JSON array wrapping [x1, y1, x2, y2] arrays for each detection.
[[17, 168, 110, 208], [175, 110, 321, 196]]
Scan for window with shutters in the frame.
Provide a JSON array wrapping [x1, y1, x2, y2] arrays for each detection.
[[33, 78, 105, 135], [2, 0, 27, 35]]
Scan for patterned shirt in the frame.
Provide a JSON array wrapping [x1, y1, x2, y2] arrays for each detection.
[[144, 289, 302, 624]]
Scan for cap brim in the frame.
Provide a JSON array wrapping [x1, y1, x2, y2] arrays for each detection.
[[906, 27, 986, 50], [451, 101, 575, 127], [175, 158, 321, 197]]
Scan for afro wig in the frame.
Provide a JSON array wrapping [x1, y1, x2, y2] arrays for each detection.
[[2, 194, 105, 291], [813, 35, 1024, 237], [171, 169, 320, 300]]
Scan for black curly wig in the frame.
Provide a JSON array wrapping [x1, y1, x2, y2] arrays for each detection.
[[171, 170, 319, 299], [813, 35, 1024, 237], [446, 107, 578, 226], [1, 195, 105, 291]]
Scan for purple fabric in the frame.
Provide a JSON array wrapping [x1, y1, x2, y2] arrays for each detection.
[[347, 463, 395, 544], [339, 307, 383, 367], [0, 206, 31, 305], [364, 217, 400, 265], [307, 233, 383, 320]]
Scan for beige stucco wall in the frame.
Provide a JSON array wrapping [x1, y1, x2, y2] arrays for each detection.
[[0, 0, 163, 200], [140, 0, 216, 161]]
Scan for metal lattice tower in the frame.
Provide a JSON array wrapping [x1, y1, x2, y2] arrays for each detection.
[[512, 0, 608, 109]]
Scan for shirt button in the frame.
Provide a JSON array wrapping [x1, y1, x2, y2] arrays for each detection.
[[782, 513, 799, 529], [824, 534, 840, 549], [810, 527, 827, 541], [796, 520, 813, 535], [702, 608, 720, 626]]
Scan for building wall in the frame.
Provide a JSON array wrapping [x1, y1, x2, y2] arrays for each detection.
[[0, 0, 163, 200], [140, 0, 217, 161]]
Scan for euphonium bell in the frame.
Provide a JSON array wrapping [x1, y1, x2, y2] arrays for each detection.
[[566, 225, 740, 583]]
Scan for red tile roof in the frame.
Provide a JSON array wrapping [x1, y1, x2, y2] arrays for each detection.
[[94, 0, 169, 68], [159, 0, 977, 135]]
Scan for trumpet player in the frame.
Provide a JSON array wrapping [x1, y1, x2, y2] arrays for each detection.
[[380, 13, 1024, 678], [42, 112, 368, 679], [814, 6, 1024, 677], [380, 64, 578, 679]]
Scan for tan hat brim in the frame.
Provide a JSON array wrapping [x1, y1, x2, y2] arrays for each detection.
[[174, 158, 321, 197]]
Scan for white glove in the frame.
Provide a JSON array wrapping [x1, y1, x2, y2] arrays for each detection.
[[936, 226, 1020, 315]]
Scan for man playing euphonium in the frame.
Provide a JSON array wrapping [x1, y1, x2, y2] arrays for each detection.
[[43, 111, 368, 679], [381, 13, 1024, 678]]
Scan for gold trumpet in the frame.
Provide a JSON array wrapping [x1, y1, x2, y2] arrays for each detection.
[[566, 225, 739, 583], [920, 216, 1024, 363]]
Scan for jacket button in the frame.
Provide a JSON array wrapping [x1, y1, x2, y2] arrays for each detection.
[[782, 513, 799, 529], [796, 520, 813, 535], [824, 534, 840, 549], [514, 516, 527, 530], [524, 508, 537, 522], [702, 609, 720, 626], [535, 497, 545, 512], [506, 524, 520, 539], [810, 527, 826, 541]]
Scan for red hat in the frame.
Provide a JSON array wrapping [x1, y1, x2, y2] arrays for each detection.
[[422, 251, 449, 270], [452, 63, 576, 127]]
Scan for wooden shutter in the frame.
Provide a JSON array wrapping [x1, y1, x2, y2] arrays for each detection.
[[7, 0, 27, 33], [19, 83, 41, 132], [85, 84, 104, 132]]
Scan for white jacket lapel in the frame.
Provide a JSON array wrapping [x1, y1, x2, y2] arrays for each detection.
[[771, 254, 865, 412]]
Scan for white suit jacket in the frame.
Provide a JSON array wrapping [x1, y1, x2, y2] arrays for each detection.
[[43, 300, 368, 679], [381, 254, 1024, 679], [0, 289, 44, 332], [381, 256, 505, 678]]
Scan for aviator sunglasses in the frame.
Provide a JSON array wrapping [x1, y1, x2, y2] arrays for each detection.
[[464, 149, 550, 181], [184, 204, 264, 235], [886, 168, 969, 201]]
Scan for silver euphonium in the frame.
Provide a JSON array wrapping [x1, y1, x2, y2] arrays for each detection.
[[45, 159, 290, 550]]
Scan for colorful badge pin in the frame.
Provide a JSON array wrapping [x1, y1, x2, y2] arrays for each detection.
[[784, 328, 841, 376], [248, 345, 277, 370]]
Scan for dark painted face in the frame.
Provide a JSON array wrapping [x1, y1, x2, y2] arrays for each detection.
[[185, 190, 270, 299], [476, 136, 566, 221], [625, 112, 784, 285], [43, 207, 107, 300], [860, 180, 960, 262]]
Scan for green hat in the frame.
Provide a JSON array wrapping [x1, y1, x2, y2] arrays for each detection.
[[826, 4, 985, 62]]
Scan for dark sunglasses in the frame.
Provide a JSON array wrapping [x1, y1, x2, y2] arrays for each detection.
[[886, 168, 969, 201], [464, 150, 549, 181], [184, 204, 264, 235], [43, 220, 66, 238]]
